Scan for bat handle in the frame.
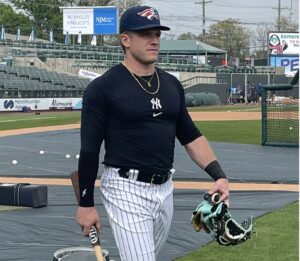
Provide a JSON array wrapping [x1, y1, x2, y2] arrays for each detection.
[[89, 225, 104, 261]]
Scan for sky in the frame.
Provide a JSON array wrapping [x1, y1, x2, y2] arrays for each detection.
[[144, 0, 299, 38], [0, 0, 298, 38]]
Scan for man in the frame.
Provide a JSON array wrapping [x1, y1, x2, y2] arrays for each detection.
[[76, 5, 229, 261]]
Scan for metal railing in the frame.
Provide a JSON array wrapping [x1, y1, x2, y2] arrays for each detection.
[[181, 75, 227, 88]]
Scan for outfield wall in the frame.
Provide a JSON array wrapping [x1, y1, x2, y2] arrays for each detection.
[[0, 98, 82, 112]]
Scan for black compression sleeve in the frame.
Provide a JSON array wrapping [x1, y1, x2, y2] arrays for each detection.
[[78, 150, 99, 207], [204, 160, 227, 181]]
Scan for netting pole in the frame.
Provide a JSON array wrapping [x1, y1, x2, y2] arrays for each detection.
[[261, 89, 267, 145]]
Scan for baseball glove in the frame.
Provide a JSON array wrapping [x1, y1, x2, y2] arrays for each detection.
[[191, 193, 254, 246]]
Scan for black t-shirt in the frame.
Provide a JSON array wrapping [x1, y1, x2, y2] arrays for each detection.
[[80, 63, 201, 170], [78, 64, 201, 206]]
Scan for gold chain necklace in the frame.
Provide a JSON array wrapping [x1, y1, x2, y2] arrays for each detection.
[[129, 69, 160, 95], [134, 73, 155, 87]]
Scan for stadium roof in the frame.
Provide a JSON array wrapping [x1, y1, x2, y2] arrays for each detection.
[[160, 40, 226, 55]]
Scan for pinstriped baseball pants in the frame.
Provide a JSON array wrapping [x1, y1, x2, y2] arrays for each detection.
[[100, 166, 174, 261]]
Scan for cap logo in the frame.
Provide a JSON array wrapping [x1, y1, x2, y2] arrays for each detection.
[[137, 8, 159, 20]]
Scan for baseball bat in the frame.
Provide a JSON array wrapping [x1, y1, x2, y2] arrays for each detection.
[[70, 170, 104, 261]]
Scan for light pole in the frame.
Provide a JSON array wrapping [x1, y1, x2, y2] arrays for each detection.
[[196, 41, 200, 64], [195, 0, 212, 40]]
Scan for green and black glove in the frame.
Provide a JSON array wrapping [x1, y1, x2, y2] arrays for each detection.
[[191, 193, 254, 246]]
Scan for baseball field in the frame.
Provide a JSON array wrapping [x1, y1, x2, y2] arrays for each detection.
[[0, 104, 298, 261]]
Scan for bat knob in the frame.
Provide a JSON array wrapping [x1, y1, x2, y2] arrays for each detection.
[[211, 193, 221, 204], [204, 192, 221, 204]]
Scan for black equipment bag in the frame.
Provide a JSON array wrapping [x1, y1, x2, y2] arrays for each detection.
[[0, 183, 47, 208]]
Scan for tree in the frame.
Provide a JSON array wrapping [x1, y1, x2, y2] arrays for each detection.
[[251, 24, 272, 59], [0, 3, 32, 36], [10, 0, 77, 42], [177, 32, 198, 40], [276, 16, 299, 32], [78, 0, 112, 6], [205, 19, 250, 59]]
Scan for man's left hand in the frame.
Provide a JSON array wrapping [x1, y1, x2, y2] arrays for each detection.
[[208, 178, 229, 206]]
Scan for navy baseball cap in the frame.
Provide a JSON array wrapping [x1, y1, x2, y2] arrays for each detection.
[[119, 6, 170, 33]]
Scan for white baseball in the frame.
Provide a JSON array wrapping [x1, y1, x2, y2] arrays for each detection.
[[11, 160, 18, 165], [289, 127, 293, 130], [65, 154, 71, 159], [76, 154, 80, 159], [39, 150, 44, 155]]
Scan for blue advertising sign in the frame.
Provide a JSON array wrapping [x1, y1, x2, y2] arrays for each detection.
[[270, 56, 299, 77], [94, 7, 118, 34]]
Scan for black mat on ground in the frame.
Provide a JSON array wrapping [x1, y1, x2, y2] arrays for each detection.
[[0, 130, 298, 184], [0, 185, 297, 261]]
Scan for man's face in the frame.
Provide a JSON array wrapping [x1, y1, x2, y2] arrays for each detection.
[[121, 29, 161, 65]]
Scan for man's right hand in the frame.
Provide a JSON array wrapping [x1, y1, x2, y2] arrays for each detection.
[[76, 206, 101, 236]]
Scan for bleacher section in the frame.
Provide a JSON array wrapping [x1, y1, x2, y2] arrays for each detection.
[[0, 66, 90, 98], [0, 39, 272, 74]]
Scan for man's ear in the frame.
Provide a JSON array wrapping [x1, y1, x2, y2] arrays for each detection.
[[120, 34, 130, 48]]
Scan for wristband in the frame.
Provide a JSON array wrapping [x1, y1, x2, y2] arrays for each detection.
[[204, 160, 227, 181]]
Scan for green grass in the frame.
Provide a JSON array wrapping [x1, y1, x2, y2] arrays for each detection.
[[195, 120, 261, 144], [0, 110, 263, 144], [176, 201, 299, 261], [0, 111, 262, 144], [0, 111, 81, 131]]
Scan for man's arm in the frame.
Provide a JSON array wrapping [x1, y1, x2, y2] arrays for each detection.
[[184, 136, 229, 202]]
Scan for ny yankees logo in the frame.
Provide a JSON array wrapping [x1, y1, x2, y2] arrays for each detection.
[[151, 97, 162, 110]]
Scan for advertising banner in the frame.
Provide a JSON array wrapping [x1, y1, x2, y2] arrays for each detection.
[[62, 7, 118, 35], [71, 98, 82, 110], [78, 69, 101, 80], [94, 7, 118, 34], [269, 56, 299, 77], [0, 98, 49, 111], [0, 98, 83, 111], [48, 98, 82, 110], [268, 32, 299, 55], [49, 98, 73, 109]]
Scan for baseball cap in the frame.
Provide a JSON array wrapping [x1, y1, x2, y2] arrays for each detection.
[[119, 6, 170, 33]]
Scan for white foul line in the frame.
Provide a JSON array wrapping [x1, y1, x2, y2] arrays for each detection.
[[0, 116, 56, 123]]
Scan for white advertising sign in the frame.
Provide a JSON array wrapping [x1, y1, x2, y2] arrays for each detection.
[[62, 7, 118, 35], [78, 69, 101, 80], [268, 32, 299, 55], [63, 8, 94, 35], [0, 98, 49, 111], [0, 98, 83, 111], [49, 98, 73, 109]]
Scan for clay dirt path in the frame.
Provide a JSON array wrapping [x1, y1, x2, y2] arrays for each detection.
[[0, 111, 297, 192], [0, 177, 297, 192], [189, 111, 261, 121]]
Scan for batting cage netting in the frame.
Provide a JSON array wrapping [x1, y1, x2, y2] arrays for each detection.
[[261, 72, 299, 147]]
